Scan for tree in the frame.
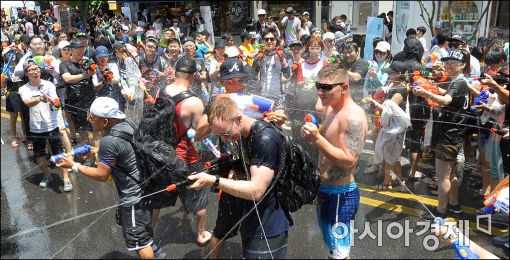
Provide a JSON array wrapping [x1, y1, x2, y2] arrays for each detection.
[[67, 0, 106, 31], [417, 0, 492, 43]]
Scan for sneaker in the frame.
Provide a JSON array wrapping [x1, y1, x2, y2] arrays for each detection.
[[447, 203, 463, 214], [39, 176, 52, 188], [421, 207, 447, 221], [364, 164, 380, 174], [63, 180, 73, 192]]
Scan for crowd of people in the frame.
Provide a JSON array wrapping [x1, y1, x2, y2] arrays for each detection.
[[1, 5, 509, 259]]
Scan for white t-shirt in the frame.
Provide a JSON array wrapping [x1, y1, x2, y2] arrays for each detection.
[[19, 80, 62, 133], [25, 22, 34, 37], [418, 37, 428, 52], [260, 54, 284, 98], [281, 17, 301, 44]]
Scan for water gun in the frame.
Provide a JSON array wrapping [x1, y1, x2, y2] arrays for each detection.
[[202, 138, 221, 158], [187, 128, 196, 143], [39, 87, 60, 106], [429, 52, 442, 68], [254, 43, 264, 50], [490, 125, 508, 136], [276, 47, 287, 61], [1, 52, 16, 85], [304, 113, 319, 126], [412, 73, 440, 107], [482, 186, 509, 214], [100, 67, 114, 82], [328, 53, 348, 67], [50, 145, 93, 163], [368, 60, 378, 73], [165, 153, 244, 192], [32, 55, 55, 68], [82, 59, 97, 72], [434, 218, 479, 260], [139, 79, 155, 104], [218, 93, 274, 119], [416, 69, 448, 82], [469, 89, 490, 112]]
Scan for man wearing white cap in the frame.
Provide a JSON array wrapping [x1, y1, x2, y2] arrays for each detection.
[[57, 97, 155, 258], [255, 9, 268, 43]]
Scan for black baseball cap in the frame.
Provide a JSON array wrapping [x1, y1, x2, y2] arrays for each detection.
[[215, 39, 226, 49], [175, 56, 197, 73], [112, 41, 126, 50], [285, 7, 295, 14], [220, 58, 248, 80], [441, 49, 469, 63], [70, 40, 84, 48], [449, 35, 468, 44]]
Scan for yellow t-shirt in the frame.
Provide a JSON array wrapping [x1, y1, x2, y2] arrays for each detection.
[[239, 44, 257, 66]]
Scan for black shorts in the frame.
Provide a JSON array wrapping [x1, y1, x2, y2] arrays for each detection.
[[6, 92, 25, 112], [406, 120, 426, 153], [30, 128, 63, 158], [116, 202, 153, 251], [213, 192, 245, 240], [66, 101, 93, 132]]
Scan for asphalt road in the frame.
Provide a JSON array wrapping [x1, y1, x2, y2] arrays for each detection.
[[1, 101, 508, 259]]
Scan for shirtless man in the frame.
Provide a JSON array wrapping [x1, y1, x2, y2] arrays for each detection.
[[301, 63, 368, 259]]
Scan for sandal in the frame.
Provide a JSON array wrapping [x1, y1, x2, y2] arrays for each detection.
[[11, 138, 20, 148], [27, 142, 33, 150], [373, 184, 393, 190]]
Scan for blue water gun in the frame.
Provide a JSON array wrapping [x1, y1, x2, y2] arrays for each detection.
[[1, 52, 16, 84], [469, 89, 490, 112], [50, 145, 93, 163], [304, 113, 319, 126], [434, 218, 479, 259], [218, 93, 274, 119]]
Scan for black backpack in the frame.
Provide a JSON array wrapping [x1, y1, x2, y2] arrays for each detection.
[[106, 91, 195, 200], [249, 120, 321, 212]]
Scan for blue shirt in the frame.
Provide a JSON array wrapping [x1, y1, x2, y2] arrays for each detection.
[[115, 34, 129, 44], [195, 43, 209, 59]]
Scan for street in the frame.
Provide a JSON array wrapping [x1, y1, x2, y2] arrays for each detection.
[[1, 102, 508, 259]]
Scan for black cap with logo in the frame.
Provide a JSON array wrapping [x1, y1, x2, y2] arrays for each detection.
[[220, 58, 248, 80]]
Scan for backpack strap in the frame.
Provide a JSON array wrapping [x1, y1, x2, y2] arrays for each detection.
[[104, 121, 143, 185]]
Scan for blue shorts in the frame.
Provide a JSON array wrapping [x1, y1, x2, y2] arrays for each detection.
[[316, 182, 360, 259]]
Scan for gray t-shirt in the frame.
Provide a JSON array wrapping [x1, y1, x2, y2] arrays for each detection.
[[99, 121, 142, 207]]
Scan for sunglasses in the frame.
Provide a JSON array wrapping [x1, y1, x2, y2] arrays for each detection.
[[264, 37, 276, 42], [374, 50, 386, 55], [315, 82, 345, 92], [218, 117, 236, 137]]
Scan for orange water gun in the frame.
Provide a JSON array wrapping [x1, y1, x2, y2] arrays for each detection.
[[140, 79, 155, 104], [412, 72, 440, 107]]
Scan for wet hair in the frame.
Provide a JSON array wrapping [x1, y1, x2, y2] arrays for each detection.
[[340, 41, 358, 53], [167, 38, 180, 46], [317, 62, 349, 83], [305, 35, 324, 51], [207, 96, 238, 125], [484, 50, 507, 66]]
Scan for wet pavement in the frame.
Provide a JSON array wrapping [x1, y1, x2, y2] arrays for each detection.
[[1, 101, 509, 259]]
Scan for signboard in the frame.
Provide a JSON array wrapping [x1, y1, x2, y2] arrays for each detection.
[[200, 6, 215, 45], [391, 1, 410, 54], [108, 1, 117, 11], [59, 7, 71, 32], [363, 17, 384, 60]]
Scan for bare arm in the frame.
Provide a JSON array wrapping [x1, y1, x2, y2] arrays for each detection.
[[57, 157, 112, 182], [348, 70, 362, 82], [188, 164, 274, 201]]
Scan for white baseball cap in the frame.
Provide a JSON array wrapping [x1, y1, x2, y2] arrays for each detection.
[[258, 9, 266, 15], [225, 46, 240, 58], [57, 40, 70, 50], [89, 97, 126, 119]]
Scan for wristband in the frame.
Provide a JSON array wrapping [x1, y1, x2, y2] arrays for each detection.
[[213, 175, 220, 187], [72, 162, 82, 172]]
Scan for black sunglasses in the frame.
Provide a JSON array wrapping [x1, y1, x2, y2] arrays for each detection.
[[315, 82, 345, 92], [264, 37, 276, 42], [374, 50, 386, 55]]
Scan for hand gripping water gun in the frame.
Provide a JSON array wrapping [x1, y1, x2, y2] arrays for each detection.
[[32, 55, 56, 68], [490, 124, 508, 136], [482, 186, 509, 214], [412, 72, 440, 107], [50, 145, 93, 163], [139, 79, 156, 104], [39, 87, 60, 106], [433, 218, 479, 260], [217, 93, 274, 119], [304, 113, 319, 126], [469, 89, 490, 112], [82, 59, 97, 72], [416, 69, 448, 83], [254, 43, 265, 50], [1, 52, 15, 85], [100, 67, 114, 82], [165, 153, 243, 192]]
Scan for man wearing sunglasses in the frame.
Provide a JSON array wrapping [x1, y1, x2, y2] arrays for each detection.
[[301, 62, 367, 259]]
